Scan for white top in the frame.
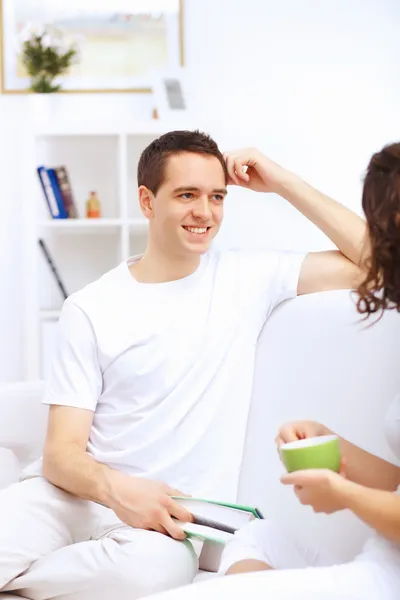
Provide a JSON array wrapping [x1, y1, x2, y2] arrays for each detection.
[[42, 248, 305, 501], [360, 394, 400, 565]]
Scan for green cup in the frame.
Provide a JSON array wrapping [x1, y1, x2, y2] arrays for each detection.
[[280, 434, 341, 473]]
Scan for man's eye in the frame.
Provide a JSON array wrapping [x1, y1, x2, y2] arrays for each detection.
[[212, 195, 224, 201], [180, 193, 194, 199]]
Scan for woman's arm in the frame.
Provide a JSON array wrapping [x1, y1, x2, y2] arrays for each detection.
[[344, 481, 400, 542], [282, 470, 400, 543], [338, 435, 400, 491]]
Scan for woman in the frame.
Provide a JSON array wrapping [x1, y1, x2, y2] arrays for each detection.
[[149, 142, 400, 599]]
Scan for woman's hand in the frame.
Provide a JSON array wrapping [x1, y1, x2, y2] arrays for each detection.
[[282, 468, 400, 542], [275, 420, 332, 447], [281, 468, 350, 514], [276, 420, 348, 514]]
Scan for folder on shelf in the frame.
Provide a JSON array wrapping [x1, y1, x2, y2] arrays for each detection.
[[37, 166, 68, 219]]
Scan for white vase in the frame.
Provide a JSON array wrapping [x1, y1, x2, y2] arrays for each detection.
[[28, 93, 61, 127]]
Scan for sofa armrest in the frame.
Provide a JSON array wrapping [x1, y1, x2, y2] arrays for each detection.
[[0, 381, 48, 467], [0, 448, 20, 488]]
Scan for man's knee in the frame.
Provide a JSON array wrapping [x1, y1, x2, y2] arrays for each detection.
[[98, 531, 198, 599]]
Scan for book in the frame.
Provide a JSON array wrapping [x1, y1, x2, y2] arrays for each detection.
[[172, 497, 264, 545], [54, 166, 79, 218]]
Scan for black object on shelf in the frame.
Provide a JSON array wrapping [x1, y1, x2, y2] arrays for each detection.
[[38, 239, 68, 300]]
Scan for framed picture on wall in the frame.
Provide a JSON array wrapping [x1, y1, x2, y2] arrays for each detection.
[[0, 0, 184, 93], [151, 66, 190, 120]]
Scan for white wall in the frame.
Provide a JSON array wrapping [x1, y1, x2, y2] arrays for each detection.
[[196, 0, 400, 252], [1, 0, 400, 380], [0, 97, 25, 381]]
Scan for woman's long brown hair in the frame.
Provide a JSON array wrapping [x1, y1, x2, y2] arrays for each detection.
[[356, 142, 400, 317]]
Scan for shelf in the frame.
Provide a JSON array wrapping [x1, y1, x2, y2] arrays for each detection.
[[38, 218, 148, 234], [25, 117, 159, 379], [40, 309, 61, 320], [38, 218, 122, 234], [128, 218, 148, 231], [40, 218, 121, 227]]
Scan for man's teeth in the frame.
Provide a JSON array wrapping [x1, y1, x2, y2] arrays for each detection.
[[185, 227, 207, 234]]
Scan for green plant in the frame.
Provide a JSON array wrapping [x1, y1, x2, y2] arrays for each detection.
[[20, 25, 78, 93]]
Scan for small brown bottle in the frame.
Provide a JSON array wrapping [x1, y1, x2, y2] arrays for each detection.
[[86, 191, 101, 218]]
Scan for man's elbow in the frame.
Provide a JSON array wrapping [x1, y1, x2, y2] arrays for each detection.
[[343, 260, 365, 290], [329, 253, 366, 291], [42, 441, 76, 485], [298, 251, 366, 295], [42, 443, 61, 483], [383, 521, 400, 544]]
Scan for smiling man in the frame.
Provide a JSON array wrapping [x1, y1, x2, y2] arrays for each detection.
[[131, 137, 227, 282], [0, 130, 367, 600]]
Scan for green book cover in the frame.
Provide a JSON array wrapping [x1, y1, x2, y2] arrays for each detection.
[[181, 524, 232, 545], [171, 496, 264, 520]]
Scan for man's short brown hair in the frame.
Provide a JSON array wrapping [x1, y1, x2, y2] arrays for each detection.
[[137, 130, 228, 194]]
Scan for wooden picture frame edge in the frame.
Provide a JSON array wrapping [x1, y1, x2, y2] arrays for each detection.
[[0, 0, 185, 94]]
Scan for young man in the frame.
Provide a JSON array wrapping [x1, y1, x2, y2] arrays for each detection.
[[0, 130, 366, 600]]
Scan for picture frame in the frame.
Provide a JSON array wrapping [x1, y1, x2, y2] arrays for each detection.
[[150, 66, 190, 121], [0, 0, 185, 94]]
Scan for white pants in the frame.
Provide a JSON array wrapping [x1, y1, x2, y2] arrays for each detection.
[[146, 520, 400, 600], [0, 476, 198, 600]]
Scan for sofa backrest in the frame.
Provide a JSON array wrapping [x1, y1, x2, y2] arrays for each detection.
[[239, 289, 400, 561]]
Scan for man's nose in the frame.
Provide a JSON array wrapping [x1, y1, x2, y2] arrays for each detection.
[[192, 196, 211, 220]]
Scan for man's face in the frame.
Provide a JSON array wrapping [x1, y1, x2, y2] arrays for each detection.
[[145, 152, 227, 257]]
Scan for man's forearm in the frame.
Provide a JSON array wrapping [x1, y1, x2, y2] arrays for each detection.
[[278, 175, 369, 267], [343, 481, 400, 543], [43, 445, 117, 508]]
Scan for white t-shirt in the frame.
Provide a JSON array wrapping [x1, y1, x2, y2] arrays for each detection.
[[42, 248, 305, 501]]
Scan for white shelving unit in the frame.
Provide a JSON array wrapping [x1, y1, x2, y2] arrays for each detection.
[[22, 120, 187, 380]]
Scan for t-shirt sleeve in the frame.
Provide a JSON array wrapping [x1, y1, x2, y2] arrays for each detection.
[[263, 250, 307, 306], [42, 299, 102, 412], [234, 249, 307, 319]]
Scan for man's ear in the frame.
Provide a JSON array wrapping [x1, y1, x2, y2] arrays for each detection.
[[138, 185, 155, 218]]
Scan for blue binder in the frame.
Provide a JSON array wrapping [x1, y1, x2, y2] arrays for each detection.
[[37, 166, 68, 219]]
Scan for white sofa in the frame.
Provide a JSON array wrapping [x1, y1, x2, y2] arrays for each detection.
[[1, 289, 400, 598]]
